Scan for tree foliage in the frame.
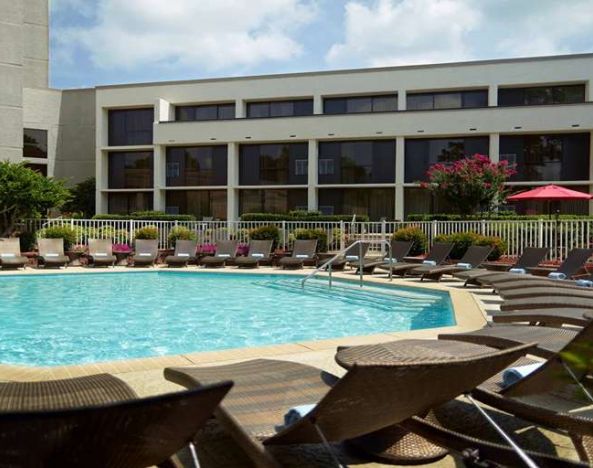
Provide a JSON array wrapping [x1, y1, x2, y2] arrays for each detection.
[[421, 154, 516, 216], [0, 162, 71, 237], [62, 177, 95, 218]]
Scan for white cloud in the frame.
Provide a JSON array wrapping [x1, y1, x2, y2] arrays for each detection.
[[54, 0, 317, 72]]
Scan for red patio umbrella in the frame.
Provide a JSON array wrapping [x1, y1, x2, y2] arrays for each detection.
[[507, 184, 592, 218]]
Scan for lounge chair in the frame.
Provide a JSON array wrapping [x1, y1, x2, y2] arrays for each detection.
[[410, 245, 493, 282], [278, 239, 318, 269], [495, 274, 593, 293], [481, 248, 593, 288], [0, 372, 232, 467], [0, 238, 27, 269], [499, 285, 593, 301], [355, 240, 413, 274], [165, 240, 197, 267], [201, 240, 237, 268], [490, 308, 591, 327], [235, 239, 274, 268], [375, 242, 454, 277], [337, 331, 593, 466], [37, 238, 69, 268], [500, 295, 593, 312], [454, 246, 548, 287], [327, 241, 370, 271], [87, 239, 116, 267], [165, 342, 531, 467], [131, 239, 159, 267]]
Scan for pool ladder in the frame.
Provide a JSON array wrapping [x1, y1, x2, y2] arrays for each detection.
[[301, 240, 393, 289]]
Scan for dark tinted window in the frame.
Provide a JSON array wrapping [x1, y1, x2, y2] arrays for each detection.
[[23, 128, 48, 158], [407, 90, 487, 110], [318, 140, 395, 184], [25, 163, 47, 176], [506, 185, 590, 215], [323, 94, 397, 114], [108, 192, 153, 214], [175, 103, 235, 121], [318, 188, 395, 220], [500, 133, 590, 181], [404, 137, 489, 182], [239, 143, 308, 185], [108, 108, 153, 146], [166, 146, 227, 186], [239, 189, 307, 214], [165, 190, 227, 219], [246, 99, 313, 118], [404, 187, 455, 218], [108, 151, 153, 189], [498, 84, 585, 106]]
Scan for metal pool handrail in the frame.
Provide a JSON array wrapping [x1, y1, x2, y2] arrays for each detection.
[[301, 240, 393, 289]]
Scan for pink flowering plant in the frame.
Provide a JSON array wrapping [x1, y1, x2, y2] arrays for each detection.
[[421, 154, 516, 215], [112, 243, 132, 253]]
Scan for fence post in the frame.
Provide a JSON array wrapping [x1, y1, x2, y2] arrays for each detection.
[[480, 219, 486, 236], [130, 219, 134, 243], [281, 221, 286, 250], [538, 219, 544, 248], [431, 220, 438, 242], [381, 219, 386, 255], [340, 221, 345, 251]]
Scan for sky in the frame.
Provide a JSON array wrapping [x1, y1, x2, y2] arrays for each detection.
[[50, 0, 593, 89]]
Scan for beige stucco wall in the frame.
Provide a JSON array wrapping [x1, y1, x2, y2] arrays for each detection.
[[22, 0, 49, 89]]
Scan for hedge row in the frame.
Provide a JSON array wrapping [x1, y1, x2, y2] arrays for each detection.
[[407, 213, 593, 221], [92, 211, 196, 221], [240, 211, 369, 222]]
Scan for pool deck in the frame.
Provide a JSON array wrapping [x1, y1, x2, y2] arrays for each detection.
[[0, 266, 578, 466]]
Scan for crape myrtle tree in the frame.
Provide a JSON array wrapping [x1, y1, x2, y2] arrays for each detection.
[[0, 161, 71, 237], [420, 154, 516, 216]]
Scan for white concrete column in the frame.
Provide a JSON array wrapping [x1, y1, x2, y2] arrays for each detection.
[[153, 145, 166, 211], [235, 99, 245, 118], [313, 95, 323, 114], [95, 150, 109, 213], [587, 81, 593, 102], [155, 98, 173, 122], [227, 143, 239, 220], [488, 85, 498, 107], [307, 139, 318, 211], [397, 89, 406, 111], [489, 133, 500, 162], [589, 131, 593, 215], [395, 136, 405, 220]]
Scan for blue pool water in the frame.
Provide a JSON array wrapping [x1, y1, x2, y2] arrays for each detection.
[[0, 272, 454, 366]]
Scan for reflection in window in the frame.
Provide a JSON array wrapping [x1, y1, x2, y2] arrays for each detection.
[[166, 146, 227, 186], [294, 159, 308, 176], [25, 163, 48, 177], [166, 190, 227, 220], [239, 189, 307, 214], [175, 103, 235, 121], [318, 188, 395, 220], [323, 94, 397, 114], [498, 84, 585, 106], [404, 137, 489, 182], [246, 99, 313, 118], [318, 140, 395, 184], [500, 133, 590, 182], [108, 192, 153, 214], [108, 108, 153, 146], [407, 90, 487, 110], [108, 151, 154, 189], [404, 187, 455, 218], [23, 128, 48, 158], [239, 143, 308, 185]]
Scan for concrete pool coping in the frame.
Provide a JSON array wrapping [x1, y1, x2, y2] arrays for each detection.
[[0, 265, 486, 382]]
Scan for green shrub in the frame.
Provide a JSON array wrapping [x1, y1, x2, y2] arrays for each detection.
[[407, 213, 593, 221], [240, 212, 370, 222], [294, 228, 328, 252], [391, 226, 427, 256], [92, 211, 196, 221], [167, 226, 196, 244], [17, 231, 37, 252], [36, 225, 78, 250], [134, 225, 159, 240], [248, 225, 280, 249], [433, 231, 506, 260]]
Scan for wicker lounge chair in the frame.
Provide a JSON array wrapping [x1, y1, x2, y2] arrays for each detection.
[[499, 285, 593, 301], [500, 295, 593, 312], [201, 240, 237, 268], [481, 248, 593, 288], [495, 274, 593, 294], [235, 239, 274, 268], [490, 308, 591, 327], [410, 245, 493, 282], [0, 238, 27, 269], [87, 239, 116, 267], [165, 342, 531, 467], [37, 238, 69, 268], [0, 372, 232, 467], [278, 239, 318, 269], [356, 240, 413, 274], [454, 246, 548, 287], [165, 239, 197, 267], [375, 242, 454, 277], [328, 241, 370, 271], [131, 239, 159, 267]]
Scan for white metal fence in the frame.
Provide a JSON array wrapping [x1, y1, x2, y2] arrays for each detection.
[[18, 218, 593, 261]]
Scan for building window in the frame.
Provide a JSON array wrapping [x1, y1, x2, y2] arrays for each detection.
[[500, 133, 590, 181], [404, 187, 456, 218], [294, 159, 308, 176], [239, 189, 307, 214], [407, 90, 487, 110], [318, 188, 395, 221], [166, 146, 227, 186], [246, 99, 313, 118], [318, 140, 395, 184], [108, 192, 153, 215], [175, 103, 235, 121], [166, 190, 227, 220], [23, 128, 48, 158], [498, 84, 585, 106], [108, 151, 153, 189], [166, 162, 180, 179], [108, 108, 153, 146], [239, 143, 308, 185], [25, 163, 47, 176], [323, 94, 398, 114], [404, 137, 489, 183]]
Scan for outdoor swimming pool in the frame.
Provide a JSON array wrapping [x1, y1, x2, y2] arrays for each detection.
[[0, 272, 454, 366]]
